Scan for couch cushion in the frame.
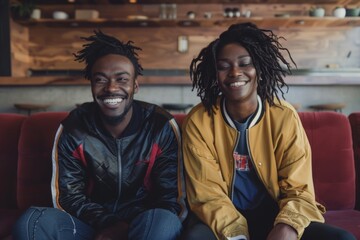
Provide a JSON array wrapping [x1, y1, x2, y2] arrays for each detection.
[[349, 112, 360, 210], [0, 114, 26, 209], [174, 113, 187, 127], [17, 112, 68, 210], [324, 210, 360, 239], [298, 112, 355, 210], [0, 209, 22, 238]]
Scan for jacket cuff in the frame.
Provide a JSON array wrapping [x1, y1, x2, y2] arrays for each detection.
[[275, 209, 308, 239], [225, 235, 247, 240], [221, 225, 249, 240]]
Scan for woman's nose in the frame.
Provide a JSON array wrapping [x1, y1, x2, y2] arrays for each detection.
[[228, 66, 242, 77]]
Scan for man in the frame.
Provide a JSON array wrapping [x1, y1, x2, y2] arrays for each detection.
[[13, 30, 187, 240], [181, 23, 355, 240]]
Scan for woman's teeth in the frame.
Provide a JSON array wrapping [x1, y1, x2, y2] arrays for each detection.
[[230, 81, 246, 87]]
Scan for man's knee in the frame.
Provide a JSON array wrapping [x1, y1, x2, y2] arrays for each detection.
[[13, 207, 57, 238], [129, 209, 182, 240], [180, 212, 216, 240], [13, 207, 94, 240]]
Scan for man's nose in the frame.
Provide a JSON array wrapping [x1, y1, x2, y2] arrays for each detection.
[[105, 80, 119, 92]]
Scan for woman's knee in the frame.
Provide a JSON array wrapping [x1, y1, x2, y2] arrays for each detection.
[[303, 222, 356, 240], [332, 229, 356, 240]]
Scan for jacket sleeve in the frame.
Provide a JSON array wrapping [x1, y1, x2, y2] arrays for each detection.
[[274, 112, 325, 238], [149, 118, 188, 222], [51, 125, 120, 230], [182, 117, 249, 240]]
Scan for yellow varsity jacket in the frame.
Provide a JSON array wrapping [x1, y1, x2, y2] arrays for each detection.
[[182, 96, 325, 240]]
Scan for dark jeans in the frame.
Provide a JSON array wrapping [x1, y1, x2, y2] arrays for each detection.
[[13, 206, 183, 240], [182, 216, 356, 240], [181, 197, 356, 240]]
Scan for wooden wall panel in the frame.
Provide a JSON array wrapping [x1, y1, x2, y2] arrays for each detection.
[[278, 28, 358, 68], [25, 26, 359, 72], [27, 26, 222, 70], [10, 20, 30, 77]]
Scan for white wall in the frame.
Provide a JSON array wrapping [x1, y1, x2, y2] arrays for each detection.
[[0, 84, 359, 115]]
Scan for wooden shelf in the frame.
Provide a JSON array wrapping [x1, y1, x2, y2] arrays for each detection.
[[15, 16, 360, 28], [2, 69, 360, 86]]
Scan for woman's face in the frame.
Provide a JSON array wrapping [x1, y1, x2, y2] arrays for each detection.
[[216, 43, 258, 105]]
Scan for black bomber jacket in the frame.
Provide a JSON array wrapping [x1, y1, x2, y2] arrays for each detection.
[[51, 100, 187, 229]]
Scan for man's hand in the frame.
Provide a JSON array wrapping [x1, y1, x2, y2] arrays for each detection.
[[94, 221, 129, 240], [266, 223, 297, 240]]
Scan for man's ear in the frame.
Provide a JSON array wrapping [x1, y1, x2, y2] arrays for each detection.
[[134, 79, 139, 94]]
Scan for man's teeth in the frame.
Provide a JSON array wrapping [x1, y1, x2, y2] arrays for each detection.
[[103, 98, 123, 105], [230, 82, 246, 87]]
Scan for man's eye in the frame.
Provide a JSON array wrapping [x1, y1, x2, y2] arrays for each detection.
[[94, 78, 107, 84], [117, 77, 128, 82]]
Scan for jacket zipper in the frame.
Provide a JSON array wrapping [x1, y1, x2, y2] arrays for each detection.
[[230, 131, 240, 201], [113, 139, 122, 212]]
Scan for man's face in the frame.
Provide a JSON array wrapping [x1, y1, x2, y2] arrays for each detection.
[[216, 43, 258, 104], [90, 54, 138, 124]]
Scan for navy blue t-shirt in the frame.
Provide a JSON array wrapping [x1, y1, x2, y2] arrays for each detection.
[[232, 117, 268, 210]]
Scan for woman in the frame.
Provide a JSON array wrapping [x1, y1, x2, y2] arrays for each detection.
[[181, 23, 355, 240]]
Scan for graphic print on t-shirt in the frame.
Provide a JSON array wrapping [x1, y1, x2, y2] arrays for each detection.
[[234, 151, 252, 171]]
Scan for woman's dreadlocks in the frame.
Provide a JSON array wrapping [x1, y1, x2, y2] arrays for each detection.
[[190, 22, 296, 114], [74, 30, 143, 80]]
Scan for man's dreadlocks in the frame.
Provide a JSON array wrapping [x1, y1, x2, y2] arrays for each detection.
[[74, 30, 143, 80], [190, 22, 296, 114]]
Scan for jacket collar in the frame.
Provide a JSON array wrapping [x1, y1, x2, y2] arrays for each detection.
[[221, 95, 263, 129]]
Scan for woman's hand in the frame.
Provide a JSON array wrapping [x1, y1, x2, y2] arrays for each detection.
[[267, 223, 297, 240]]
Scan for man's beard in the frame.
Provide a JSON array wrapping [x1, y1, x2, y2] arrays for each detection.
[[99, 98, 134, 126]]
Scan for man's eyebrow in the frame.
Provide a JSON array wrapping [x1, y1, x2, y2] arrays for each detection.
[[92, 72, 106, 77], [92, 71, 130, 76], [114, 71, 131, 76]]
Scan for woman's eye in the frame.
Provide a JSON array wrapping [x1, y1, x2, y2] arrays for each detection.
[[217, 63, 230, 70], [239, 58, 253, 67], [239, 62, 251, 67]]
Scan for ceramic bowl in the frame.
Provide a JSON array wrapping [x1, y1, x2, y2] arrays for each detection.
[[333, 7, 346, 18], [346, 8, 360, 17], [309, 8, 325, 17], [53, 11, 69, 20]]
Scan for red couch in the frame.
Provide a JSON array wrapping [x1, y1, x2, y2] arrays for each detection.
[[349, 112, 360, 211], [0, 114, 27, 240], [0, 111, 359, 239], [0, 112, 68, 240], [299, 112, 360, 237]]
